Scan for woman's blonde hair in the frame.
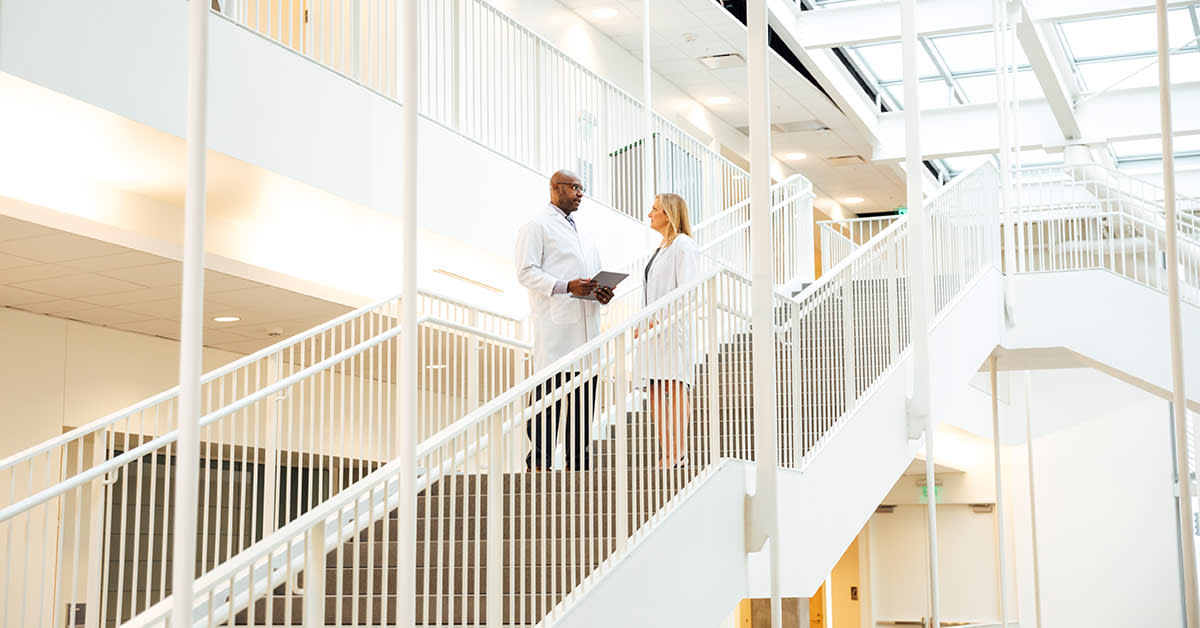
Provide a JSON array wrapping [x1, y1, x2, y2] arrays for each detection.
[[655, 193, 693, 247]]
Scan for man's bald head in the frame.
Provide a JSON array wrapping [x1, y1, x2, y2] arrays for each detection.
[[549, 170, 584, 214]]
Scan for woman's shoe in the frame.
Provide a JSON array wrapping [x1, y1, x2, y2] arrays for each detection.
[[672, 455, 689, 469]]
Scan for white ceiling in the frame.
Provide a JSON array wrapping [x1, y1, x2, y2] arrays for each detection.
[[559, 0, 907, 213], [0, 214, 352, 355]]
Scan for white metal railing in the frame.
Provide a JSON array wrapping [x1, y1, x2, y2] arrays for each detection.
[[601, 175, 813, 332], [129, 161, 1005, 628], [1013, 165, 1200, 305], [0, 293, 527, 628], [694, 174, 814, 283], [818, 215, 902, 272], [213, 0, 757, 225]]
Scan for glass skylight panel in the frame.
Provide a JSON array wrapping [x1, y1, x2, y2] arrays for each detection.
[[853, 42, 940, 83], [1059, 9, 1196, 60], [884, 79, 956, 109], [1078, 53, 1200, 92], [956, 70, 1041, 104], [930, 31, 1029, 75], [1113, 135, 1200, 159], [944, 155, 989, 174]]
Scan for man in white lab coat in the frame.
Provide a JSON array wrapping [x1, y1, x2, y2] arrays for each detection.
[[514, 170, 614, 470]]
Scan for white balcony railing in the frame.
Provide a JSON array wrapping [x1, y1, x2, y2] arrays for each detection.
[[214, 0, 755, 225], [1013, 165, 1200, 305], [817, 215, 902, 272]]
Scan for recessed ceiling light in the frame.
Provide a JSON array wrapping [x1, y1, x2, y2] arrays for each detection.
[[212, 316, 240, 323], [705, 96, 732, 106], [785, 152, 807, 160], [842, 196, 865, 205], [591, 7, 618, 19], [426, 364, 448, 370]]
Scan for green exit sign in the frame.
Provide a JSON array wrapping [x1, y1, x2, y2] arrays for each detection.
[[897, 206, 908, 215], [919, 485, 942, 504]]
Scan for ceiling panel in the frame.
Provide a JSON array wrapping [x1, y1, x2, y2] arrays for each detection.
[[0, 215, 353, 354]]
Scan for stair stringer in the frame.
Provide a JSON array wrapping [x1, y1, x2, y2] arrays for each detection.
[[553, 268, 1007, 621], [552, 461, 750, 628], [1002, 270, 1200, 412], [750, 267, 1006, 598]]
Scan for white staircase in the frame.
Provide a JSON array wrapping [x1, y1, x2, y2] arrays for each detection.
[[5, 0, 1200, 625]]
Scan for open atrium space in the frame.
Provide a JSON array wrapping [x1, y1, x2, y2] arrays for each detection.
[[1, 1, 1199, 627]]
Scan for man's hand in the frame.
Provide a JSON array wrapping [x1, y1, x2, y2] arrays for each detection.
[[567, 278, 598, 297], [594, 286, 614, 304]]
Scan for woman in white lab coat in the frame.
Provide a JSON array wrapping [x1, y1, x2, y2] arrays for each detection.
[[637, 193, 702, 468]]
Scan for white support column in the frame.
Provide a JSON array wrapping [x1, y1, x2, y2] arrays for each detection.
[[170, 0, 209, 625], [1157, 1, 1200, 623], [397, 2, 420, 627], [994, 0, 1017, 321], [990, 357, 1011, 627], [747, 1, 782, 627], [1023, 371, 1044, 628], [900, 1, 940, 627], [643, 0, 654, 211]]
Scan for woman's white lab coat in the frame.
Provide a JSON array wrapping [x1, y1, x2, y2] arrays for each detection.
[[636, 233, 702, 386]]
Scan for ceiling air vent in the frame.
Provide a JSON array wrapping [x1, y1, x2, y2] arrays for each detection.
[[775, 120, 830, 133], [698, 53, 745, 69], [875, 504, 897, 514], [735, 123, 787, 135], [827, 154, 866, 166]]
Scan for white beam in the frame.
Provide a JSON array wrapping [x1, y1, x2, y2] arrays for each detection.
[[767, 0, 883, 145], [797, 0, 991, 49], [799, 0, 1198, 49], [873, 82, 1200, 161], [1014, 1, 1083, 141]]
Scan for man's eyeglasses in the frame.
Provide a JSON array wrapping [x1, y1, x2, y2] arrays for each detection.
[[555, 182, 586, 193]]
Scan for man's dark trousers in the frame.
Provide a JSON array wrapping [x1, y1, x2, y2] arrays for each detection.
[[526, 373, 598, 470]]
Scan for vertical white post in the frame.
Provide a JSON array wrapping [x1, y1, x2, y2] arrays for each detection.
[[1023, 372, 1044, 628], [993, 0, 1018, 310], [263, 354, 282, 536], [990, 357, 1010, 627], [468, 314, 481, 412], [614, 334, 630, 553], [171, 0, 209, 625], [791, 300, 804, 467], [398, 2, 420, 627], [1157, 1, 1200, 623], [747, 1, 781, 626], [900, 1, 940, 626], [642, 0, 654, 212], [842, 272, 856, 413], [486, 413, 503, 627], [707, 282, 722, 465], [303, 519, 327, 624]]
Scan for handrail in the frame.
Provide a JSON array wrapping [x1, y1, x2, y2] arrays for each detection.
[[419, 268, 723, 455], [0, 315, 531, 525], [0, 288, 520, 473]]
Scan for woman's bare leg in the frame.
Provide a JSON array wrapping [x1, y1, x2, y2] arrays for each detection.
[[648, 382, 670, 467], [662, 381, 691, 465]]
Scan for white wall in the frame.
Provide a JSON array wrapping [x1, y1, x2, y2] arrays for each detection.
[[868, 366, 1188, 628], [0, 306, 242, 460], [1004, 369, 1185, 628], [0, 0, 655, 317]]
